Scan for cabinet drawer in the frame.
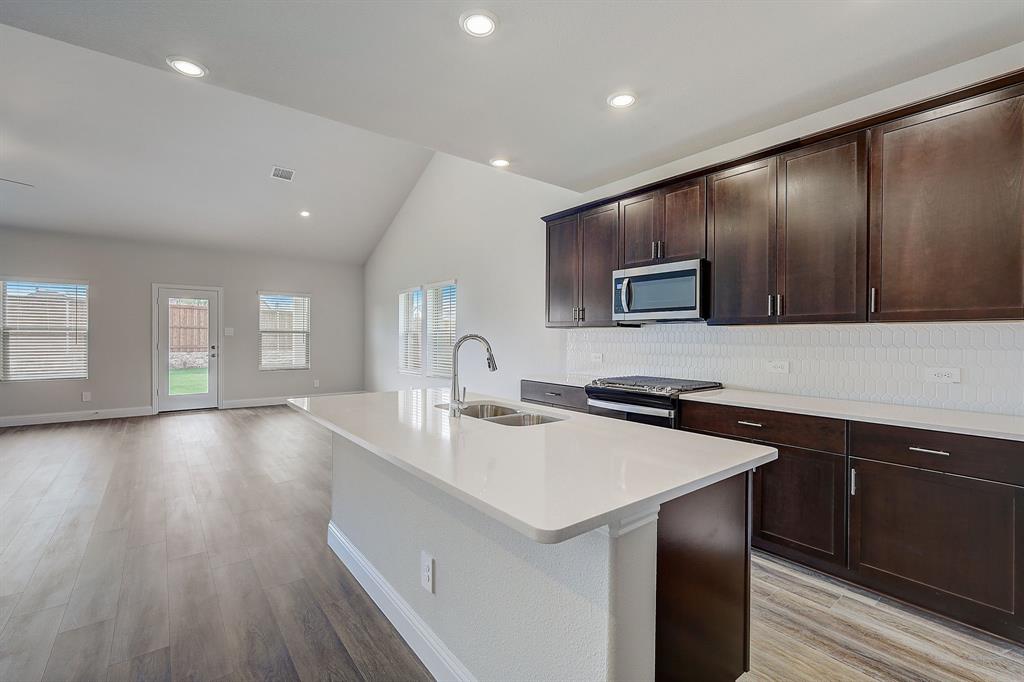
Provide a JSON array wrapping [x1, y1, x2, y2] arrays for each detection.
[[679, 401, 846, 454], [850, 422, 1024, 486], [520, 380, 588, 412]]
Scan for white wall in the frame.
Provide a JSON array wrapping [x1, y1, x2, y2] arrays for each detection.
[[0, 227, 363, 419], [363, 153, 578, 399]]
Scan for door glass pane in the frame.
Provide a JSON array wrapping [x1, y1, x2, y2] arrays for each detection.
[[168, 297, 209, 395]]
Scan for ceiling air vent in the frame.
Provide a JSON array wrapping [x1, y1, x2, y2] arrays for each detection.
[[271, 166, 295, 182]]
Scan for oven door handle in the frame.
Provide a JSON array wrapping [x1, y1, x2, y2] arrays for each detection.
[[587, 398, 675, 418], [620, 277, 631, 313]]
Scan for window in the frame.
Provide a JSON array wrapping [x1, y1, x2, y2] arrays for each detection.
[[398, 281, 457, 377], [426, 282, 457, 377], [258, 292, 310, 370], [1, 279, 88, 381], [398, 287, 423, 374]]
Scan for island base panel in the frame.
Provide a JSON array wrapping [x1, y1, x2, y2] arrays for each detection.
[[656, 472, 751, 682]]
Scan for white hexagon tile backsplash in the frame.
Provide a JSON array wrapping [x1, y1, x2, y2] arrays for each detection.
[[566, 322, 1024, 416]]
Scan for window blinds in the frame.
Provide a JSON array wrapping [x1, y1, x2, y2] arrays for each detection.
[[426, 282, 457, 377], [258, 292, 311, 370], [398, 288, 423, 374], [1, 280, 89, 381]]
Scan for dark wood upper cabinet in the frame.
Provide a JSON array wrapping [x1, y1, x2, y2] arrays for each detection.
[[753, 446, 846, 568], [661, 177, 707, 262], [709, 158, 777, 324], [545, 214, 579, 327], [850, 457, 1024, 642], [777, 133, 867, 323], [579, 202, 620, 326], [868, 85, 1024, 321], [620, 192, 660, 268]]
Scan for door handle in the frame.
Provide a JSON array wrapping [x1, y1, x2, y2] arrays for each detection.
[[737, 420, 763, 428], [776, 294, 783, 316], [767, 294, 774, 317], [651, 241, 657, 260], [908, 446, 950, 457], [621, 278, 631, 313], [658, 241, 664, 258]]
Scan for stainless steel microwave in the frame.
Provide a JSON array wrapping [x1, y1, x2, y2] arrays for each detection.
[[612, 259, 705, 322]]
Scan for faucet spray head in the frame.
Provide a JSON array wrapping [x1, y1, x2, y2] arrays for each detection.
[[486, 352, 498, 372]]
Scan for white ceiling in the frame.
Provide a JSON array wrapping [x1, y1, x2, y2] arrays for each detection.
[[1, 1, 1022, 193], [0, 24, 433, 264]]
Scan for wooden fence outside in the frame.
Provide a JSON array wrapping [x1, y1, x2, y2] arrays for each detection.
[[169, 302, 209, 353]]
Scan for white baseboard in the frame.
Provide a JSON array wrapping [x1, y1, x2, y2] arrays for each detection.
[[327, 521, 475, 682], [0, 406, 154, 428], [220, 396, 289, 409]]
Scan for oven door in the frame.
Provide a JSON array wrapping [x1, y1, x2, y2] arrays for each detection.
[[613, 259, 703, 322], [586, 398, 676, 428]]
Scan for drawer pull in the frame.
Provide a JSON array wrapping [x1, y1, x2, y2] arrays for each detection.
[[544, 392, 562, 397], [908, 446, 950, 457], [737, 420, 763, 428]]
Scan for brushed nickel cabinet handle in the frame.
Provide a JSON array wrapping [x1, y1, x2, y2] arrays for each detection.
[[776, 293, 783, 316], [768, 295, 773, 317], [544, 391, 561, 397], [870, 287, 877, 313], [909, 446, 950, 457], [651, 241, 657, 260], [737, 420, 763, 428]]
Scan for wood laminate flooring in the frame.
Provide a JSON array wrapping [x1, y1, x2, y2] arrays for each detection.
[[1, 406, 1022, 681]]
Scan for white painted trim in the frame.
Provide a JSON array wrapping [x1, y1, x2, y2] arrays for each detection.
[[0, 406, 153, 428], [151, 283, 225, 413], [221, 396, 289, 409], [327, 521, 476, 682]]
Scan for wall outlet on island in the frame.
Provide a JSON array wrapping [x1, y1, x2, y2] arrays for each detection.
[[766, 360, 790, 374], [924, 367, 961, 383], [420, 551, 435, 594], [81, 391, 91, 402], [313, 379, 320, 388]]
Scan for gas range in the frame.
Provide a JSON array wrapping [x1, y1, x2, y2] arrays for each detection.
[[588, 375, 722, 397], [585, 376, 722, 428]]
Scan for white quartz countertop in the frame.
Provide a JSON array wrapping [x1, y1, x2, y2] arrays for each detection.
[[678, 389, 1024, 442], [288, 389, 776, 543]]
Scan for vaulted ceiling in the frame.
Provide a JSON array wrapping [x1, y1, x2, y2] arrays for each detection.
[[1, 1, 1022, 260]]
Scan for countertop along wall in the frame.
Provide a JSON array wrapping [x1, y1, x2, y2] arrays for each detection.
[[363, 152, 578, 399], [0, 227, 364, 419]]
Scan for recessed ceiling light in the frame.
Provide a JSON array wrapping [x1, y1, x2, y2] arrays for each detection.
[[166, 56, 207, 78], [489, 158, 510, 168], [299, 210, 311, 218], [607, 93, 637, 108], [460, 11, 497, 37]]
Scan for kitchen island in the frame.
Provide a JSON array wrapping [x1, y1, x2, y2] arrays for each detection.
[[289, 388, 777, 682]]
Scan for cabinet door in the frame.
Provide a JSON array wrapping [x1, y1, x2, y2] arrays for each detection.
[[777, 133, 867, 323], [850, 458, 1024, 641], [868, 86, 1024, 321], [661, 177, 706, 262], [709, 158, 777, 324], [620, 193, 660, 268], [579, 203, 620, 327], [545, 214, 579, 327], [753, 446, 846, 567]]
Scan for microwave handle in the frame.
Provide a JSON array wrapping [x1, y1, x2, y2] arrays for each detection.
[[620, 277, 631, 313]]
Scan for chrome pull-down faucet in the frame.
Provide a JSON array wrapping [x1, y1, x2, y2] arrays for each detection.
[[449, 334, 498, 417]]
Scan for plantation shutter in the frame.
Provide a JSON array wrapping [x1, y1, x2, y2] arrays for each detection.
[[426, 282, 457, 377], [258, 292, 311, 370], [1, 280, 88, 381], [398, 288, 423, 374]]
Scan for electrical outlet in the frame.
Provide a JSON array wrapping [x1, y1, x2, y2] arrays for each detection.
[[924, 367, 961, 384], [224, 327, 234, 337], [313, 379, 320, 388], [766, 360, 790, 374], [590, 353, 603, 364], [81, 391, 91, 402], [420, 551, 435, 594]]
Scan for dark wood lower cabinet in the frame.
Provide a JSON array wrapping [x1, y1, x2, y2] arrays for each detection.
[[753, 446, 846, 569], [849, 457, 1024, 643], [657, 472, 750, 682]]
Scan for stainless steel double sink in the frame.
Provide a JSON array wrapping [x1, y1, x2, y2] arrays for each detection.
[[435, 402, 564, 427]]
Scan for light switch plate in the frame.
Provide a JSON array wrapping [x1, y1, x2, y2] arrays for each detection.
[[224, 327, 234, 336], [766, 360, 790, 374], [924, 367, 961, 384]]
